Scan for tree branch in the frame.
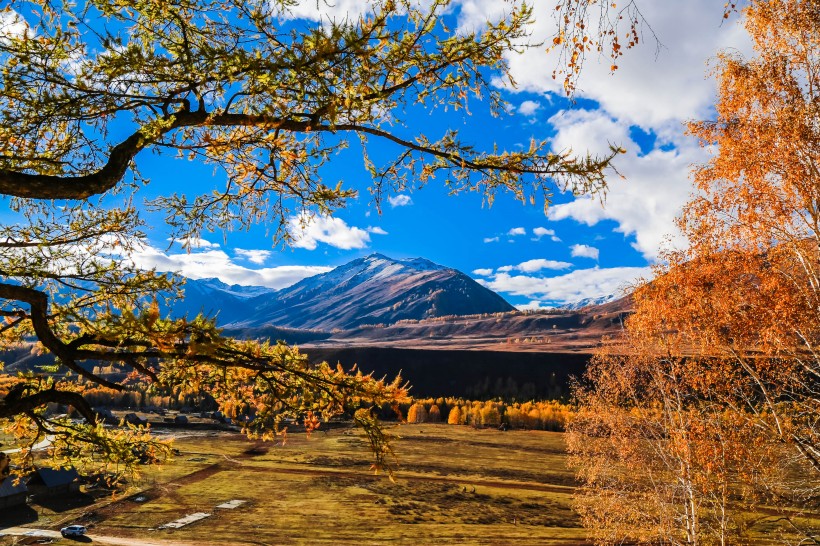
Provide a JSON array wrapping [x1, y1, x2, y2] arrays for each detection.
[[1, 385, 97, 424]]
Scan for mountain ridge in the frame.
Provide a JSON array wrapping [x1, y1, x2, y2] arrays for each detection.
[[229, 253, 515, 330], [171, 254, 516, 331]]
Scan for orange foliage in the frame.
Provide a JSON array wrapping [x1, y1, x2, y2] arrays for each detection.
[[569, 1, 820, 542]]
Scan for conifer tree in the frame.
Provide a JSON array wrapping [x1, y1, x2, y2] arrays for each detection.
[[447, 406, 462, 425]]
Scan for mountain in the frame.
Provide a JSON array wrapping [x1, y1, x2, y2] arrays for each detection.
[[168, 277, 276, 324], [558, 293, 620, 311], [314, 294, 632, 352], [229, 254, 516, 330]]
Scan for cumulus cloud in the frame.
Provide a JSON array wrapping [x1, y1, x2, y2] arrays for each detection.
[[124, 244, 330, 289], [507, 227, 526, 236], [547, 109, 697, 259], [570, 244, 599, 261], [234, 248, 271, 265], [516, 300, 553, 311], [454, 1, 753, 262], [388, 194, 413, 208], [276, 0, 372, 23], [0, 9, 30, 41], [481, 266, 650, 304], [532, 227, 560, 242], [518, 100, 541, 117], [464, 0, 752, 129], [515, 258, 572, 272], [288, 214, 371, 250], [169, 236, 220, 249], [483, 259, 571, 276]]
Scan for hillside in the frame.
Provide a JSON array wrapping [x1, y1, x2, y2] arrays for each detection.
[[226, 254, 516, 330], [303, 295, 632, 352]]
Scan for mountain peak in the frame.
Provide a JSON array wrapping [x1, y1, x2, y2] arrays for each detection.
[[228, 254, 513, 330], [357, 253, 447, 272]]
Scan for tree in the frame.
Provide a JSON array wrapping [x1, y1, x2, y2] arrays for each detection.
[[570, 0, 820, 542], [668, 0, 820, 478], [569, 342, 787, 545], [0, 0, 619, 475], [427, 404, 441, 422], [447, 405, 462, 425], [406, 402, 428, 424], [480, 401, 501, 427]]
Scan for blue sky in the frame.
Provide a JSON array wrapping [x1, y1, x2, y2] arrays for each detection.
[[3, 1, 752, 308]]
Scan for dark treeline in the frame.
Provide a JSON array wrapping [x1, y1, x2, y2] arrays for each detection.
[[304, 347, 589, 400]]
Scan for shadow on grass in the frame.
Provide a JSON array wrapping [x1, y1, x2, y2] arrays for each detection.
[[31, 492, 95, 513], [0, 504, 38, 527]]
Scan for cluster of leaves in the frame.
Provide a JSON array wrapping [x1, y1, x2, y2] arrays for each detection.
[[549, 0, 654, 95]]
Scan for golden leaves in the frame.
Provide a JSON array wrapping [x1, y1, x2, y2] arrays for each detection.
[[572, 3, 820, 542]]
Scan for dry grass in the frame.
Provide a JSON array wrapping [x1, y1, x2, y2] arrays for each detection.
[[3, 425, 588, 545]]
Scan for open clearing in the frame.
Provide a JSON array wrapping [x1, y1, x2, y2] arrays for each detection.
[[1, 424, 588, 545]]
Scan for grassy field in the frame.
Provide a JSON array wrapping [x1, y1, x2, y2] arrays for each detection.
[[2, 424, 588, 545], [4, 423, 816, 545]]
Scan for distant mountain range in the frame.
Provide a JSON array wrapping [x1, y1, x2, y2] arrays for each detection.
[[172, 254, 515, 331], [0, 255, 632, 375], [558, 294, 619, 311]]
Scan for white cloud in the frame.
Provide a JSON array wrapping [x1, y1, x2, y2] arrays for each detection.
[[507, 227, 526, 236], [235, 248, 271, 265], [473, 0, 752, 130], [288, 214, 371, 250], [482, 266, 650, 304], [547, 109, 697, 260], [277, 0, 373, 23], [125, 244, 330, 289], [487, 258, 571, 276], [388, 194, 413, 208], [168, 236, 220, 249], [0, 9, 30, 41], [483, 236, 499, 243], [367, 226, 388, 235], [455, 0, 516, 35], [518, 100, 541, 117], [570, 244, 599, 261], [532, 227, 560, 242], [514, 258, 572, 272], [454, 2, 753, 262], [517, 300, 553, 311]]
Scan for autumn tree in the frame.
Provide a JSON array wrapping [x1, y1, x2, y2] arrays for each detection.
[[447, 405, 462, 425], [406, 402, 428, 424], [0, 0, 619, 475], [570, 0, 820, 542], [667, 0, 820, 480], [427, 404, 441, 422], [569, 341, 788, 545]]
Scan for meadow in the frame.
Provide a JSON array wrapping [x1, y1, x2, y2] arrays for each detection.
[[2, 424, 586, 545], [3, 422, 817, 545]]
